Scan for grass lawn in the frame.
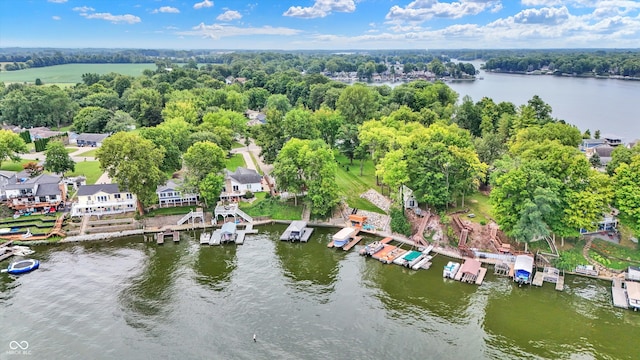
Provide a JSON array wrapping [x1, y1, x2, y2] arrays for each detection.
[[225, 153, 246, 171], [248, 152, 263, 175], [65, 147, 77, 154], [145, 206, 196, 217], [555, 246, 588, 271], [589, 239, 640, 270], [75, 148, 99, 157], [239, 194, 302, 220], [232, 141, 245, 149], [0, 159, 32, 172], [449, 192, 494, 224], [334, 153, 385, 214], [67, 161, 102, 184]]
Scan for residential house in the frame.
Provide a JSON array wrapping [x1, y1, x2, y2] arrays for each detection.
[[593, 145, 615, 165], [245, 110, 267, 126], [76, 133, 110, 147], [580, 138, 606, 154], [627, 139, 639, 149], [4, 172, 65, 212], [156, 179, 199, 207], [402, 185, 418, 209], [28, 127, 62, 141], [220, 167, 263, 202], [627, 266, 640, 281], [71, 184, 137, 216], [0, 170, 17, 200]]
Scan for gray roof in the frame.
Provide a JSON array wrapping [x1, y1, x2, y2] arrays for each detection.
[[0, 170, 16, 179], [221, 222, 237, 234], [35, 183, 61, 197], [77, 133, 110, 142], [595, 145, 615, 158], [7, 173, 61, 189], [290, 220, 307, 232], [157, 179, 182, 193], [226, 167, 262, 184], [77, 184, 123, 196]]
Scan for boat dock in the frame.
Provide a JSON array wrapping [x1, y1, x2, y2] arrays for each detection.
[[532, 267, 565, 291], [279, 221, 314, 242], [342, 233, 363, 251], [156, 230, 179, 244], [0, 240, 16, 261], [612, 278, 628, 309], [454, 258, 487, 285], [204, 223, 258, 245]]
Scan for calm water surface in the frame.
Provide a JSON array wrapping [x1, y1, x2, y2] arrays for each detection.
[[1, 225, 638, 359], [446, 61, 640, 138]]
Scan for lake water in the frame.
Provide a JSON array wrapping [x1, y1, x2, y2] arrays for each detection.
[[445, 61, 640, 139], [1, 225, 638, 359]]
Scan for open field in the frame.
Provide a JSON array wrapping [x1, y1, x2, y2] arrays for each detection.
[[334, 153, 385, 214], [0, 159, 32, 172], [0, 63, 156, 84], [67, 161, 102, 184]]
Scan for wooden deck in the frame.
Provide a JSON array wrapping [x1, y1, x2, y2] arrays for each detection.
[[379, 248, 407, 264], [342, 236, 362, 251], [612, 278, 629, 309], [532, 267, 565, 291], [371, 244, 395, 261], [475, 267, 487, 285], [156, 230, 179, 244]]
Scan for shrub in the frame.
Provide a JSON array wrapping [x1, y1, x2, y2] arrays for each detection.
[[244, 190, 254, 199], [390, 208, 411, 236], [480, 220, 486, 226]]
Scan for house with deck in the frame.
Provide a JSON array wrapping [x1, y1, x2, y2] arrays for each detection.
[[0, 170, 17, 200], [71, 184, 137, 216], [220, 167, 264, 202], [156, 179, 199, 207], [4, 172, 65, 212], [76, 133, 110, 147]]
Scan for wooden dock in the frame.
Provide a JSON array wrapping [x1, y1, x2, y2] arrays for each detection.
[[206, 223, 257, 245], [342, 236, 363, 251], [475, 267, 487, 285], [612, 278, 629, 309], [532, 267, 564, 291], [235, 223, 258, 245], [0, 241, 17, 262], [371, 245, 395, 261], [156, 230, 179, 244]]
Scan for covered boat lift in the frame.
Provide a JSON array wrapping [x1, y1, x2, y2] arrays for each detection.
[[514, 255, 534, 285]]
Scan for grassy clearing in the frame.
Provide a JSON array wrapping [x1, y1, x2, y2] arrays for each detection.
[[0, 159, 32, 172], [225, 154, 246, 171], [239, 195, 302, 220], [449, 192, 494, 224], [145, 206, 196, 217], [555, 246, 588, 271], [232, 141, 245, 149], [333, 153, 385, 214], [589, 239, 640, 270], [0, 63, 157, 84], [248, 152, 263, 175], [67, 161, 102, 184]]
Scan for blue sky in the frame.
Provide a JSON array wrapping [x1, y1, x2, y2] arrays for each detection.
[[1, 0, 639, 49]]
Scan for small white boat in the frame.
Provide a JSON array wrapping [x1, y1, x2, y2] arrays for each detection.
[[443, 261, 460, 279], [4, 259, 40, 275], [199, 232, 211, 244]]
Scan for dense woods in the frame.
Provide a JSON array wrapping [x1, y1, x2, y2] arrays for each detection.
[[0, 49, 638, 238]]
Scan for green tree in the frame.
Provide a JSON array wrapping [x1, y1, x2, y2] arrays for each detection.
[[183, 141, 226, 184], [313, 108, 343, 148], [614, 155, 640, 227], [124, 88, 163, 127], [44, 140, 75, 175], [198, 173, 224, 208], [104, 110, 136, 133], [96, 132, 165, 207], [336, 84, 378, 125], [72, 106, 112, 133], [0, 129, 28, 168], [283, 108, 320, 140]]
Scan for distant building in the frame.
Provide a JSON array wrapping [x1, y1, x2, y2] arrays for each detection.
[[76, 133, 110, 147], [28, 127, 62, 141], [4, 173, 65, 212]]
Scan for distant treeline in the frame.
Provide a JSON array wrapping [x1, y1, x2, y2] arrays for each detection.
[[480, 50, 640, 77]]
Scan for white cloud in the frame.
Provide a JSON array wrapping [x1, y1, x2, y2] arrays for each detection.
[[52, 16, 61, 20], [72, 6, 95, 13], [194, 0, 214, 10], [48, 0, 67, 3], [521, 0, 563, 6], [386, 0, 502, 23], [179, 23, 301, 39], [153, 6, 180, 14], [512, 6, 570, 24], [217, 10, 242, 21], [284, 0, 356, 19], [80, 13, 142, 24]]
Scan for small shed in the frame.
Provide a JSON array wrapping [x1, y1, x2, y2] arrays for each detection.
[[460, 258, 481, 279], [348, 215, 367, 228], [627, 266, 640, 281], [514, 255, 534, 284]]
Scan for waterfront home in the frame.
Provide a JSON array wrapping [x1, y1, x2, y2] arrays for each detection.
[[4, 173, 65, 212], [220, 167, 264, 202], [71, 184, 136, 216], [156, 179, 199, 207], [514, 255, 534, 285], [75, 133, 110, 147]]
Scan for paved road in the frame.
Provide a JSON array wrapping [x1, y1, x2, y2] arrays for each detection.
[[230, 139, 273, 175]]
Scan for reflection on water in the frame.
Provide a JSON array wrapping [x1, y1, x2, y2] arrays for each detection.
[[0, 226, 638, 359]]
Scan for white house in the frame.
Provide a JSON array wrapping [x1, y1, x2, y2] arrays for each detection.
[[220, 167, 263, 202], [71, 184, 137, 216], [156, 179, 199, 207]]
